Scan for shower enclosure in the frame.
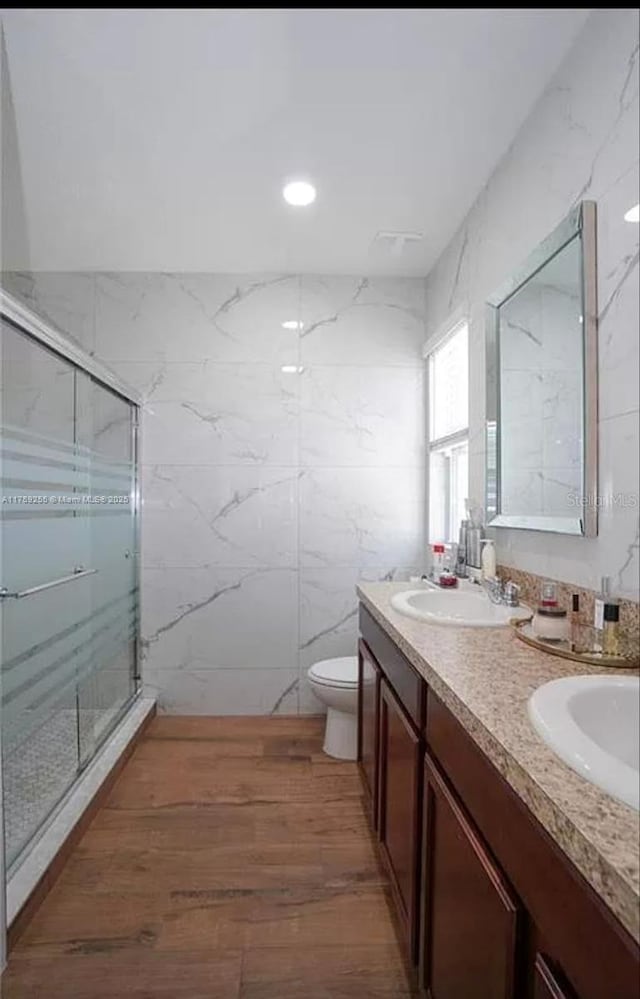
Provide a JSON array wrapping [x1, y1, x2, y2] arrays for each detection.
[[0, 291, 141, 873]]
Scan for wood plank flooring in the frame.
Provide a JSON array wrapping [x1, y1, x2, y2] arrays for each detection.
[[2, 716, 416, 998]]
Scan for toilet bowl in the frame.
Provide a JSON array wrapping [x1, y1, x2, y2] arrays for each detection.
[[307, 656, 358, 760]]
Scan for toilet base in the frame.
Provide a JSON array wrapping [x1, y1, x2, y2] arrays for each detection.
[[323, 706, 357, 760]]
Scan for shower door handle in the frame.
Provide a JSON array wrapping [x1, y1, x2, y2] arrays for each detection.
[[0, 567, 98, 599]]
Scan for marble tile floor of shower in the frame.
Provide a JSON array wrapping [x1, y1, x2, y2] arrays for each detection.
[[3, 706, 120, 868], [2, 715, 417, 998]]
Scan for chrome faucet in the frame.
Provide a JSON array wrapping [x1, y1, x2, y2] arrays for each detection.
[[482, 576, 520, 607], [503, 580, 521, 607], [482, 576, 504, 604]]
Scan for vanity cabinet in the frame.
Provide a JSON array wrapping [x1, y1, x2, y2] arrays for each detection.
[[378, 678, 422, 962], [357, 603, 639, 999], [357, 639, 381, 825], [420, 753, 519, 998], [533, 955, 577, 999]]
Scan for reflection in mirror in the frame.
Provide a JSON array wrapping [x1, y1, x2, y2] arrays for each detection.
[[485, 202, 597, 536], [500, 238, 583, 519]]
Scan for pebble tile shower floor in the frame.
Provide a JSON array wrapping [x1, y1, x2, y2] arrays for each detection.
[[3, 706, 119, 867]]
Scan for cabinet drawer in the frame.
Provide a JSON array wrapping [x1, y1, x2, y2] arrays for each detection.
[[359, 605, 424, 728], [426, 692, 639, 999]]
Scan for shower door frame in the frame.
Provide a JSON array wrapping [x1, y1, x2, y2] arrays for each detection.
[[1, 291, 142, 408], [0, 287, 144, 768]]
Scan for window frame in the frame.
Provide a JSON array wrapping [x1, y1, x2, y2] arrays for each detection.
[[425, 318, 470, 544]]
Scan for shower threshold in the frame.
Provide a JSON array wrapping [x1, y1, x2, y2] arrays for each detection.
[[6, 696, 155, 935]]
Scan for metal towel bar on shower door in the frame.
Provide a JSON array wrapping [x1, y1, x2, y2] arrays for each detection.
[[0, 567, 98, 599]]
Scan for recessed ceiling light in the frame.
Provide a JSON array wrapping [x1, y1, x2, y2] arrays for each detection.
[[283, 180, 316, 207], [624, 203, 639, 223], [282, 320, 304, 330], [281, 365, 304, 374]]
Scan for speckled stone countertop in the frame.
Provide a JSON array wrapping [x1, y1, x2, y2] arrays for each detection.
[[357, 581, 640, 943]]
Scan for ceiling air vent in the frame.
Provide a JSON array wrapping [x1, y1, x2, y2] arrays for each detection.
[[373, 230, 424, 257]]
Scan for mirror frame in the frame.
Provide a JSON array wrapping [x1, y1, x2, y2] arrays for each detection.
[[485, 201, 598, 537]]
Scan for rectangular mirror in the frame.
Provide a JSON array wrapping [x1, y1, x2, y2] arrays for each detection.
[[485, 201, 598, 536]]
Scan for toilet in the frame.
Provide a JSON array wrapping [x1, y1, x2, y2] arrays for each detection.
[[307, 656, 359, 760]]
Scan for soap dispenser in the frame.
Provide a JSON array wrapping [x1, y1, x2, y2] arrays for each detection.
[[480, 538, 496, 579]]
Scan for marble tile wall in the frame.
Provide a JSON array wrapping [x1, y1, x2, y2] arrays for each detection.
[[424, 8, 640, 600], [2, 272, 426, 713]]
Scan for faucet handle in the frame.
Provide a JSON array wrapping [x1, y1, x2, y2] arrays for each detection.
[[504, 580, 520, 606], [482, 575, 504, 603]]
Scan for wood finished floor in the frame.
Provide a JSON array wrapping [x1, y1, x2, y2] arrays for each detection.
[[2, 716, 416, 998]]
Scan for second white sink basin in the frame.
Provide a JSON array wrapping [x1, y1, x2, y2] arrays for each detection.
[[529, 675, 640, 810], [390, 587, 531, 627]]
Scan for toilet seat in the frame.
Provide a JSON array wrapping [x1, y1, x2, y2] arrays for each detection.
[[308, 656, 358, 689]]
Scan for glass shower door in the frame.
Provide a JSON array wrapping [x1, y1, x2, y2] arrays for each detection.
[[0, 318, 92, 867], [0, 314, 140, 871], [75, 374, 138, 764]]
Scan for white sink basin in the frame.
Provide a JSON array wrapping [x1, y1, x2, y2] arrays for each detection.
[[529, 675, 640, 810], [390, 587, 531, 628]]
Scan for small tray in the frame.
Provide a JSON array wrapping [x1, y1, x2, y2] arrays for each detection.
[[512, 619, 640, 670]]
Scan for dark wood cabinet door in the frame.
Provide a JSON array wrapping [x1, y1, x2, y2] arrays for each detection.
[[357, 639, 381, 825], [378, 678, 422, 962], [533, 954, 576, 999], [420, 754, 520, 999]]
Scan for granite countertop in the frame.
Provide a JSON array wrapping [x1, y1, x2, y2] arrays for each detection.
[[357, 581, 640, 943]]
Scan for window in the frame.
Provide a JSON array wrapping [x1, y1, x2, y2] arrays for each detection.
[[427, 321, 469, 544]]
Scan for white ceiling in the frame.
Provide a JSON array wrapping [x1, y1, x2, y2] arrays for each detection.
[[1, 8, 590, 275]]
